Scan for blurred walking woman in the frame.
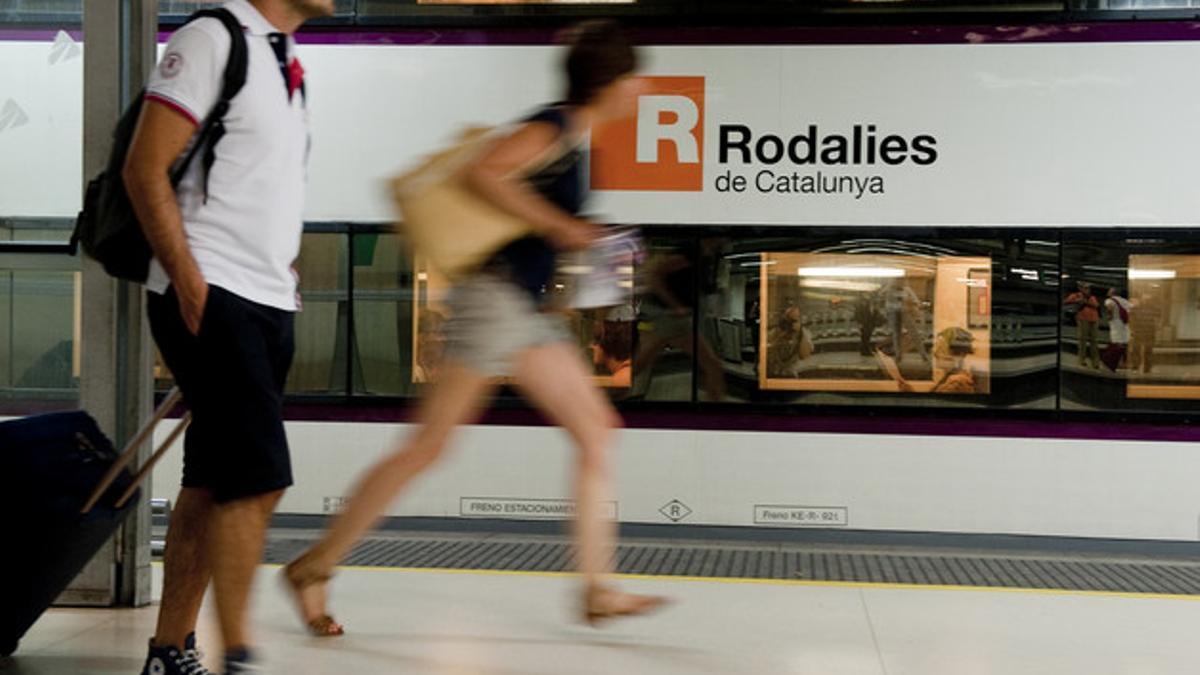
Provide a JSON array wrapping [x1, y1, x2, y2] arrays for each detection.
[[283, 21, 665, 635]]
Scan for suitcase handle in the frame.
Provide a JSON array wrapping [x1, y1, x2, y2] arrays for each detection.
[[113, 413, 191, 510], [81, 387, 188, 515]]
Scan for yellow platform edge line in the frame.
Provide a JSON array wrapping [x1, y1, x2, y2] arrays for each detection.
[[214, 562, 1200, 603]]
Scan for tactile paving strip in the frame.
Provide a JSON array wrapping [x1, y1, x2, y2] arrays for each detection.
[[261, 536, 1200, 595]]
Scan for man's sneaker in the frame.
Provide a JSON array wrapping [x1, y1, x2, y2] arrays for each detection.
[[182, 633, 206, 670], [140, 636, 213, 675]]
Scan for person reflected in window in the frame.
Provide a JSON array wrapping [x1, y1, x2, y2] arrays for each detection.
[[853, 291, 884, 357], [634, 251, 725, 400], [1102, 287, 1132, 372], [766, 303, 814, 378], [748, 295, 761, 366], [591, 309, 634, 388], [1129, 290, 1164, 374], [895, 327, 981, 393], [414, 308, 447, 383], [883, 277, 928, 365], [1064, 281, 1101, 369]]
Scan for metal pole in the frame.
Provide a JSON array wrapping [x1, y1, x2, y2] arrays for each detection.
[[114, 0, 159, 609], [67, 0, 156, 608]]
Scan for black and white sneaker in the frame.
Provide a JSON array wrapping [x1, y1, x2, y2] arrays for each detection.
[[182, 633, 207, 671], [140, 633, 213, 675]]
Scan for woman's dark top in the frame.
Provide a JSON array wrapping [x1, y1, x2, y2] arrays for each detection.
[[487, 105, 585, 302]]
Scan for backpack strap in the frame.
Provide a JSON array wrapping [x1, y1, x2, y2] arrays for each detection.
[[168, 7, 249, 201]]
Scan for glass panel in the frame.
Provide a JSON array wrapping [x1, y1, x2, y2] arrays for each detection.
[[287, 232, 349, 395], [0, 271, 9, 392], [406, 233, 648, 398], [701, 232, 1059, 409], [0, 3, 82, 413], [0, 8, 83, 241], [0, 0, 84, 24], [1061, 232, 1200, 413], [151, 234, 350, 396], [626, 236, 697, 402], [417, 0, 636, 3], [410, 254, 448, 389], [352, 232, 416, 396], [1125, 255, 1198, 399], [556, 230, 641, 394], [820, 0, 1062, 11], [158, 0, 357, 21], [1072, 0, 1200, 9], [356, 0, 688, 20], [0, 269, 80, 413], [758, 251, 992, 394], [4, 218, 75, 244], [157, 1, 226, 16]]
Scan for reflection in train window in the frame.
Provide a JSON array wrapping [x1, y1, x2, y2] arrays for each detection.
[[411, 255, 638, 390], [1126, 255, 1200, 400], [757, 253, 992, 394]]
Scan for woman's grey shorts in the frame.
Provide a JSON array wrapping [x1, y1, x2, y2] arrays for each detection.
[[443, 272, 573, 377]]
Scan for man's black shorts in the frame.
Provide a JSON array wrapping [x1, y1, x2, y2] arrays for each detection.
[[148, 284, 295, 503]]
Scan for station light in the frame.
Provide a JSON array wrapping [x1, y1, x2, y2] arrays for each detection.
[[1128, 269, 1176, 280], [797, 266, 905, 278]]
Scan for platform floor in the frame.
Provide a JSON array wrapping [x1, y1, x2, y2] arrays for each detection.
[[4, 563, 1200, 674]]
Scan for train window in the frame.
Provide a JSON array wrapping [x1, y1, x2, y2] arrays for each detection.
[[1071, 0, 1200, 9], [288, 232, 351, 395], [151, 232, 352, 398], [128, 226, 1200, 419], [698, 231, 1059, 410], [0, 6, 83, 414], [417, 0, 637, 4], [0, 0, 82, 25], [410, 230, 686, 398], [158, 1, 356, 22], [1125, 255, 1200, 400], [411, 257, 638, 390], [352, 232, 417, 397], [1, 271, 78, 398], [757, 251, 992, 395], [354, 0, 690, 23], [1061, 231, 1200, 413], [622, 235, 696, 402]]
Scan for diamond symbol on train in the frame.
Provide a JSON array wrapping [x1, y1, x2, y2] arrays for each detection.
[[49, 30, 82, 65], [0, 99, 29, 134], [659, 500, 692, 522]]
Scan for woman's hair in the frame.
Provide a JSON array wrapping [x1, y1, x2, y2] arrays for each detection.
[[939, 327, 974, 358], [563, 20, 638, 105], [598, 320, 634, 363], [775, 303, 801, 332]]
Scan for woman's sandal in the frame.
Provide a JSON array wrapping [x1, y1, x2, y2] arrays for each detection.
[[582, 584, 668, 627], [282, 560, 345, 637]]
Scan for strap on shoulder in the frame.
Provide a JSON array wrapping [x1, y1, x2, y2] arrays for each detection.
[[169, 7, 249, 199], [187, 7, 249, 105]]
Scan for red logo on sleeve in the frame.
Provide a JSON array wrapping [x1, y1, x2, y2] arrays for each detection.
[[159, 52, 185, 79]]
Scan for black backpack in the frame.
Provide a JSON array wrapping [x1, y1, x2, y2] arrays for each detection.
[[72, 8, 248, 283]]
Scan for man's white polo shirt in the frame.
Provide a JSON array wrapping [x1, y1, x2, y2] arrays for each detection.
[[144, 0, 308, 311]]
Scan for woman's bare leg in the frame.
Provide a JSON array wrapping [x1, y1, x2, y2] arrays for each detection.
[[286, 362, 494, 627], [513, 342, 666, 620]]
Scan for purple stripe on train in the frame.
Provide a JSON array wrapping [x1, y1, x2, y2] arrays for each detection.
[[5, 21, 1200, 46], [277, 403, 1200, 444]]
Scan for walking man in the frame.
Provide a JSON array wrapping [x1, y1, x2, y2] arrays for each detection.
[[123, 0, 332, 672]]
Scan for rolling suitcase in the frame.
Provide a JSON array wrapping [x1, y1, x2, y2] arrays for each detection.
[[0, 389, 191, 657]]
